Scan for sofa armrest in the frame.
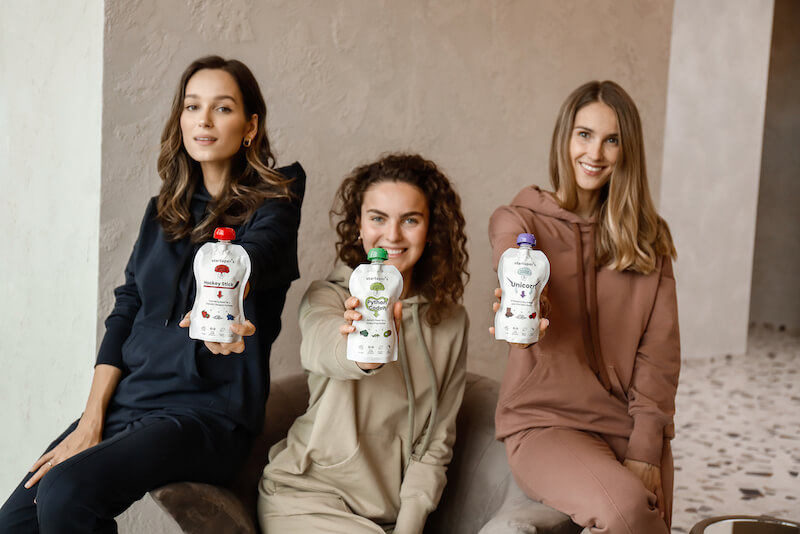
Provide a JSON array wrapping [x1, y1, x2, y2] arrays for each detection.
[[149, 482, 257, 534], [477, 476, 583, 534], [425, 373, 581, 534]]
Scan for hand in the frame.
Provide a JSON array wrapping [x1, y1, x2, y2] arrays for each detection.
[[623, 459, 665, 521], [340, 296, 403, 370], [488, 288, 549, 348], [26, 421, 102, 489], [179, 312, 256, 355]]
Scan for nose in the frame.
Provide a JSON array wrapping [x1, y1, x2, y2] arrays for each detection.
[[386, 221, 401, 242], [586, 140, 603, 162], [198, 110, 212, 128]]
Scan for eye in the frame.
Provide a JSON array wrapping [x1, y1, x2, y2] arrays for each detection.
[[403, 217, 420, 225], [370, 216, 385, 223], [606, 136, 619, 145], [184, 104, 198, 111], [577, 131, 589, 139], [216, 106, 232, 113]]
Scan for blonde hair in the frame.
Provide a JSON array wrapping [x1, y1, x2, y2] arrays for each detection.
[[550, 80, 676, 273]]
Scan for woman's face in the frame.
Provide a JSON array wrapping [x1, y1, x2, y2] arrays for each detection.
[[180, 69, 257, 167], [569, 101, 620, 195], [359, 181, 430, 286]]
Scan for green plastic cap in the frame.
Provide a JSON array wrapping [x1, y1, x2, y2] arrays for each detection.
[[367, 248, 388, 262]]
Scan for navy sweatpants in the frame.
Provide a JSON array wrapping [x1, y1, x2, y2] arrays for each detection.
[[0, 412, 249, 533]]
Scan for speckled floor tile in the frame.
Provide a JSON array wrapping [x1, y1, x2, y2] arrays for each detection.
[[671, 325, 800, 533]]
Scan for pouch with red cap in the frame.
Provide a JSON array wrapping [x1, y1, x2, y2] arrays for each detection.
[[189, 227, 251, 344]]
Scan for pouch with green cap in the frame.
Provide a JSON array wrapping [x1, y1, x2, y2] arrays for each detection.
[[347, 248, 404, 364]]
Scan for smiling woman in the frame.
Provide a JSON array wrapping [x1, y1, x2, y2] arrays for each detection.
[[489, 81, 679, 534], [259, 154, 470, 534]]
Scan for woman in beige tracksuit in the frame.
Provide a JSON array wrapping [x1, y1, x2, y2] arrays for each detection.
[[490, 81, 680, 533], [259, 154, 470, 534]]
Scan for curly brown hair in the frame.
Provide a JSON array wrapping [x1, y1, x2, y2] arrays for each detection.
[[156, 56, 293, 242], [331, 154, 469, 325]]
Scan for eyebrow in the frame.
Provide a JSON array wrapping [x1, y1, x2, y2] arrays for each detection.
[[366, 208, 425, 218], [574, 125, 619, 137], [184, 94, 238, 103]]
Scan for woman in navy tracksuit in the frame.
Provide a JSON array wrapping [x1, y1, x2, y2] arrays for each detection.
[[0, 56, 305, 533]]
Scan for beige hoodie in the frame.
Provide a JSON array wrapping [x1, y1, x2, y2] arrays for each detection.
[[490, 186, 680, 466], [261, 264, 468, 534]]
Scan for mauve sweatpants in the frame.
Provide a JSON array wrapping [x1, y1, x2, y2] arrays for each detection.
[[505, 427, 672, 534], [0, 413, 248, 534]]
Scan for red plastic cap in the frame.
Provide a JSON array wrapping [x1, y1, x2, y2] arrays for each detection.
[[214, 227, 236, 241]]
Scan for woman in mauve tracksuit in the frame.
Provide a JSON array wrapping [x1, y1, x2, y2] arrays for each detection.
[[490, 81, 679, 534], [0, 56, 304, 533]]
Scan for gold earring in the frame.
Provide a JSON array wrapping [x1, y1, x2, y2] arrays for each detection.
[[243, 138, 252, 147]]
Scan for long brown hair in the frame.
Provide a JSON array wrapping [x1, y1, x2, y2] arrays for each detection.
[[550, 80, 676, 273], [157, 56, 292, 242], [332, 154, 469, 325]]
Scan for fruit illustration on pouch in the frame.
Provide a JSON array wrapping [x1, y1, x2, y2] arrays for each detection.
[[201, 310, 210, 319]]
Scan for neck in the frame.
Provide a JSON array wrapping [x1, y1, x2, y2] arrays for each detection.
[[200, 161, 231, 198], [575, 189, 601, 220]]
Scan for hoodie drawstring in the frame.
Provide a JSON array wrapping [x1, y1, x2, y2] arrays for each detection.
[[398, 302, 440, 469], [572, 224, 611, 391]]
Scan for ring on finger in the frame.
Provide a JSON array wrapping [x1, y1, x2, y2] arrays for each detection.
[[47, 461, 53, 467]]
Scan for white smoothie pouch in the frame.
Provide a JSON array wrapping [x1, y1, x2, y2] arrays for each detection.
[[495, 233, 550, 344], [189, 227, 251, 344], [347, 248, 404, 364]]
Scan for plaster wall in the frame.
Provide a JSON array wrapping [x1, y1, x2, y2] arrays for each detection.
[[100, 0, 673, 384], [749, 0, 800, 332], [0, 1, 103, 499], [659, 0, 774, 359]]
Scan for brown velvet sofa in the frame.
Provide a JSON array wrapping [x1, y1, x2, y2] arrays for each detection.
[[123, 372, 581, 534]]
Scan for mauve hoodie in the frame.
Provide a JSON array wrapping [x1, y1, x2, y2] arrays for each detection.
[[489, 186, 680, 466]]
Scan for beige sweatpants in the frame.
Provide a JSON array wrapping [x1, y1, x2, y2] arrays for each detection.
[[505, 427, 672, 534], [258, 484, 394, 534]]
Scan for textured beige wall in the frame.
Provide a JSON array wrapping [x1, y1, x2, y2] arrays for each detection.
[[660, 0, 774, 359], [0, 0, 103, 500], [750, 0, 800, 332], [100, 0, 674, 383]]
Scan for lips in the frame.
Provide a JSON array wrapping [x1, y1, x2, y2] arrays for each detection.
[[578, 161, 607, 176], [194, 136, 217, 145]]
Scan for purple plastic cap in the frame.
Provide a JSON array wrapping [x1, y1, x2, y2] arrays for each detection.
[[517, 233, 536, 247]]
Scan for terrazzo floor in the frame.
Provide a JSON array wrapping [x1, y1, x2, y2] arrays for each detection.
[[670, 324, 800, 532]]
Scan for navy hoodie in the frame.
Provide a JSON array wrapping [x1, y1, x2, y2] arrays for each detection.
[[96, 163, 305, 436]]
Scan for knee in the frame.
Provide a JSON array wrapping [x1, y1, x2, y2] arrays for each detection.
[[594, 490, 660, 534], [36, 471, 84, 530]]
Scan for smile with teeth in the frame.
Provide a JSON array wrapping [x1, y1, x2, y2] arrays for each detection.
[[381, 248, 406, 255], [580, 162, 603, 172]]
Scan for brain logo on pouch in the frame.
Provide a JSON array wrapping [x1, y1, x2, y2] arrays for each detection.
[[215, 265, 229, 278], [365, 296, 389, 318]]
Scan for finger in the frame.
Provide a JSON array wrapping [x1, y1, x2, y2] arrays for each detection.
[[343, 310, 361, 322], [24, 467, 47, 489], [30, 452, 54, 473], [393, 302, 403, 323], [205, 341, 222, 355], [345, 296, 359, 310], [494, 288, 502, 299], [230, 320, 256, 337], [339, 324, 357, 335], [540, 318, 550, 333], [655, 484, 665, 518], [492, 302, 500, 313], [178, 312, 191, 328], [243, 281, 250, 299], [489, 326, 495, 336], [220, 341, 246, 355]]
